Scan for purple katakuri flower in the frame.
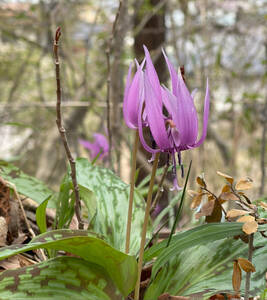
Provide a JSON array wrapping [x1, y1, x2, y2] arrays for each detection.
[[123, 59, 146, 129], [79, 133, 109, 161], [137, 46, 210, 190]]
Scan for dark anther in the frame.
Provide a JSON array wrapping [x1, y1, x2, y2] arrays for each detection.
[[150, 132, 156, 149], [180, 65, 186, 84], [181, 164, 184, 178]]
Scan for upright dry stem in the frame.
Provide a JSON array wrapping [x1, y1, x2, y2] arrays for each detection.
[[53, 27, 83, 230], [150, 162, 169, 214], [105, 0, 123, 169], [134, 152, 160, 300], [244, 233, 254, 300], [125, 130, 139, 254]]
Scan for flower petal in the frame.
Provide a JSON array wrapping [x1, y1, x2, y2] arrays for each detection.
[[93, 133, 109, 156], [162, 49, 179, 95], [79, 139, 100, 159], [161, 86, 178, 121], [137, 98, 160, 154], [144, 70, 170, 151], [143, 45, 162, 100], [175, 74, 198, 146], [123, 63, 144, 129], [162, 52, 199, 147], [194, 78, 210, 147]]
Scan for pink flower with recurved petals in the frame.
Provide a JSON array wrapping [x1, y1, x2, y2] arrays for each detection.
[[123, 46, 210, 190]]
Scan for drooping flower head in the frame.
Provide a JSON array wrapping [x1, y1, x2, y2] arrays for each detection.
[[79, 133, 109, 161], [123, 46, 210, 189]]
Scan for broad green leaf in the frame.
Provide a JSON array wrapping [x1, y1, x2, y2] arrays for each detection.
[[56, 174, 74, 229], [0, 229, 137, 296], [75, 158, 147, 254], [144, 233, 266, 299], [0, 256, 122, 299], [79, 185, 97, 225], [36, 196, 50, 233], [144, 222, 244, 277], [0, 162, 54, 207]]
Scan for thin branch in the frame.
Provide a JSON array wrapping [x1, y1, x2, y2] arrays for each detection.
[[0, 101, 111, 108], [53, 27, 83, 230], [105, 0, 123, 168]]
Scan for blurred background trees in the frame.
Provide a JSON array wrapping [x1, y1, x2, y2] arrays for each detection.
[[0, 0, 266, 200]]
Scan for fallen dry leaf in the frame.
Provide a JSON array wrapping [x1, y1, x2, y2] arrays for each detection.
[[232, 260, 242, 292], [196, 176, 206, 188], [237, 258, 256, 273], [257, 218, 267, 225], [220, 192, 239, 202], [235, 177, 253, 191], [190, 193, 203, 209], [242, 221, 258, 235], [0, 217, 7, 246], [0, 256, 21, 271], [0, 177, 11, 226], [217, 171, 234, 184], [221, 184, 231, 193], [187, 190, 198, 197], [236, 215, 255, 223], [227, 209, 248, 218], [260, 201, 267, 210], [195, 200, 215, 219], [206, 200, 222, 223]]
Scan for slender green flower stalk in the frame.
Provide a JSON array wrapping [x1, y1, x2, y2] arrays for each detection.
[[244, 233, 254, 300], [125, 130, 139, 254], [134, 152, 160, 300]]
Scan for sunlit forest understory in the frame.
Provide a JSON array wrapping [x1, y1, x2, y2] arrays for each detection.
[[0, 0, 266, 299]]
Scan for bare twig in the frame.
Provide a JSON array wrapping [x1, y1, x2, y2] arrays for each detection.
[[0, 101, 112, 108], [105, 0, 123, 168], [53, 27, 83, 230]]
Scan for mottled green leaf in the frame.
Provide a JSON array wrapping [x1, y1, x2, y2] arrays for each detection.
[[79, 185, 97, 225], [75, 158, 147, 254], [144, 233, 266, 299], [36, 196, 50, 233], [144, 222, 244, 277], [56, 174, 74, 229], [0, 162, 54, 206], [0, 256, 122, 299], [0, 229, 137, 296]]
